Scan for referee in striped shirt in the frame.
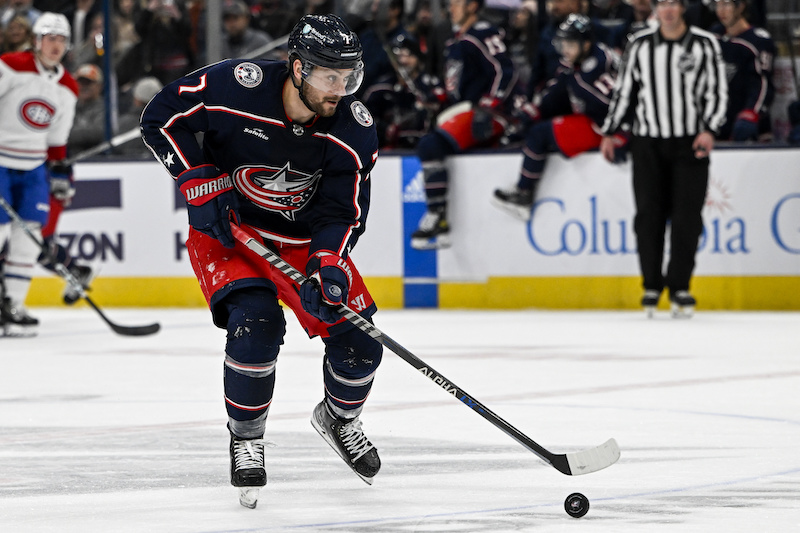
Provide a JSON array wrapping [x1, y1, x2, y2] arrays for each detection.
[[599, 0, 727, 317]]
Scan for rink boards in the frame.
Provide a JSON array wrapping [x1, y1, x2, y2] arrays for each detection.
[[27, 147, 800, 310]]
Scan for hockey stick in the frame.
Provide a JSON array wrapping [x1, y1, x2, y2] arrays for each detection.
[[64, 127, 142, 166], [230, 225, 620, 475], [0, 195, 160, 336]]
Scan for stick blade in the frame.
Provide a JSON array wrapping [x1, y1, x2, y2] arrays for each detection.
[[565, 438, 621, 475]]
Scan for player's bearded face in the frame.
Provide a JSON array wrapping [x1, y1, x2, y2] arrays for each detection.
[[300, 80, 342, 117]]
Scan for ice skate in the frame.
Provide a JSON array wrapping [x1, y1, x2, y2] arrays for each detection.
[[491, 186, 534, 221], [1, 297, 38, 337], [229, 434, 266, 509], [311, 400, 381, 484], [410, 209, 451, 250], [641, 290, 661, 318], [63, 264, 94, 305], [670, 291, 696, 319]]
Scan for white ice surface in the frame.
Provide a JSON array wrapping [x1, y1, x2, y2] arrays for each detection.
[[1, 308, 799, 532]]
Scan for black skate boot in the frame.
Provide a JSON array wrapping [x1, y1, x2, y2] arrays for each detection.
[[491, 186, 534, 221], [229, 434, 266, 509], [410, 208, 450, 250], [311, 400, 381, 484], [641, 290, 661, 319], [1, 297, 39, 337], [63, 264, 94, 305], [670, 290, 696, 319]]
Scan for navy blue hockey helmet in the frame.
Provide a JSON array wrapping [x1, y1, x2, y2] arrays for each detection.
[[288, 14, 363, 70], [287, 14, 364, 96], [555, 14, 594, 44]]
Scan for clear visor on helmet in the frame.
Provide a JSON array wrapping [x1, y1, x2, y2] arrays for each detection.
[[300, 60, 365, 96], [553, 36, 580, 55]]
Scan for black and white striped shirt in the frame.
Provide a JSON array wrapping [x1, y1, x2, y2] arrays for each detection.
[[602, 25, 728, 138]]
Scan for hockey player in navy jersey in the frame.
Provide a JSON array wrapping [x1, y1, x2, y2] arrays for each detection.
[[493, 14, 624, 221], [410, 0, 519, 250], [0, 12, 77, 337], [141, 14, 383, 508], [712, 0, 776, 141]]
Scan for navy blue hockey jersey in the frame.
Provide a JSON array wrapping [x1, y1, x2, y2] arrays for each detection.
[[539, 43, 620, 127], [141, 60, 379, 260], [443, 20, 518, 106], [712, 26, 776, 138]]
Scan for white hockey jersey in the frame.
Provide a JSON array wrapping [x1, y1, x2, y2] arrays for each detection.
[[0, 51, 78, 170]]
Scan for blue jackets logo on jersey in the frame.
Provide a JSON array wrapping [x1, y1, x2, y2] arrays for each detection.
[[232, 162, 321, 220]]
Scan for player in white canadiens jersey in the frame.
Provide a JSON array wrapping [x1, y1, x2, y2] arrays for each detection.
[[0, 12, 77, 337], [141, 14, 383, 508]]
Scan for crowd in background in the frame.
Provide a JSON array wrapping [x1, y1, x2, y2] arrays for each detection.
[[0, 0, 792, 158]]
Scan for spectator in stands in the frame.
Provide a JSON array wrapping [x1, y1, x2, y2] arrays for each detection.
[[609, 0, 654, 52], [221, 0, 275, 60], [506, 0, 539, 91], [1, 13, 34, 53], [67, 63, 105, 154], [351, 0, 410, 101], [63, 0, 101, 53], [588, 0, 634, 34], [116, 76, 163, 156], [407, 0, 453, 80], [712, 0, 776, 141], [133, 0, 194, 85], [410, 0, 520, 250], [493, 14, 625, 221], [0, 0, 40, 28], [250, 0, 298, 42], [67, 11, 104, 70], [112, 0, 141, 62]]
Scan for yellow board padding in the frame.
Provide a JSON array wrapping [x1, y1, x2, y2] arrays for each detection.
[[438, 276, 800, 310], [26, 275, 799, 310], [26, 276, 405, 309]]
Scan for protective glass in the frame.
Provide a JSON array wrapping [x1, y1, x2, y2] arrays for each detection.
[[301, 60, 365, 96]]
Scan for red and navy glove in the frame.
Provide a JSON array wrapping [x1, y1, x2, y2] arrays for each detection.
[[731, 109, 759, 142], [177, 164, 240, 248], [48, 161, 75, 206], [471, 96, 503, 142], [299, 252, 352, 323], [610, 132, 630, 164]]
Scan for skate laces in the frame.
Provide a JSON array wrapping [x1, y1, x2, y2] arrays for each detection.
[[418, 211, 441, 231], [232, 439, 265, 470], [338, 419, 374, 462]]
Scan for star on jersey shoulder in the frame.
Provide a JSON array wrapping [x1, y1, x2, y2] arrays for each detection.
[[162, 152, 175, 167]]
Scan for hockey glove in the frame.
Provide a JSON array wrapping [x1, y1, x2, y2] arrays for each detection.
[[731, 110, 759, 142], [300, 252, 352, 323], [178, 165, 240, 248], [48, 161, 75, 206], [610, 132, 630, 164]]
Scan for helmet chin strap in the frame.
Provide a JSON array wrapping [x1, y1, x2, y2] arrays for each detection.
[[291, 65, 317, 117]]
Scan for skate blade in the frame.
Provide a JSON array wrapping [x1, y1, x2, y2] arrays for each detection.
[[490, 196, 531, 221], [238, 487, 259, 509], [670, 304, 695, 319], [2, 324, 38, 337], [643, 305, 656, 319], [410, 234, 451, 251], [310, 414, 375, 485]]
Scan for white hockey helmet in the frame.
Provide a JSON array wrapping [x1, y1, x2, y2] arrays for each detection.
[[33, 12, 72, 42]]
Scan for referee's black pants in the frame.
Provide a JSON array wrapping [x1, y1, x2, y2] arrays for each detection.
[[630, 136, 708, 296]]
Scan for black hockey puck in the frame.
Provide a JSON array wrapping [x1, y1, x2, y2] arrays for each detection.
[[564, 492, 589, 518]]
